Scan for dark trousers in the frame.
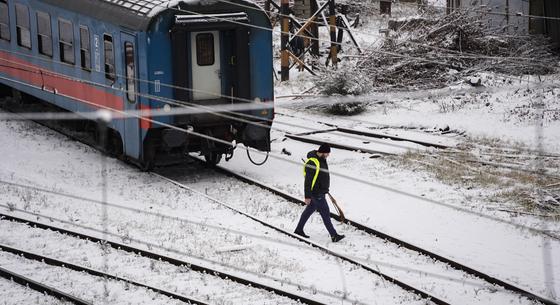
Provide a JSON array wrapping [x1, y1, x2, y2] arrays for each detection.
[[295, 194, 337, 236]]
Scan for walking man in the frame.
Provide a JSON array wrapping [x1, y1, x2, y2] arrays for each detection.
[[294, 143, 345, 242]]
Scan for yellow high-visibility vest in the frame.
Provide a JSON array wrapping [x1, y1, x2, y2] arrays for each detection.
[[303, 157, 320, 190]]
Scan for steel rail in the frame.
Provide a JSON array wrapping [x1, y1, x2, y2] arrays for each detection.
[[207, 162, 560, 305], [285, 134, 396, 155], [0, 213, 325, 305], [0, 266, 92, 305], [0, 243, 208, 305], [2, 91, 556, 305], [336, 127, 454, 149], [154, 173, 452, 305]]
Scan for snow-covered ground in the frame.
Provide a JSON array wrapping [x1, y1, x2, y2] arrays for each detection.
[[0, 276, 74, 305], [1, 72, 559, 304], [224, 68, 560, 303], [0, 117, 432, 305], [1, 1, 559, 304]]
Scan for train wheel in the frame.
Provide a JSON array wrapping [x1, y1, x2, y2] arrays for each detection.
[[108, 130, 124, 159], [204, 152, 222, 165], [11, 89, 22, 104], [141, 159, 154, 171]]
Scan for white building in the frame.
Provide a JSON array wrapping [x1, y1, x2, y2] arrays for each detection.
[[447, 0, 560, 47], [447, 0, 530, 34]]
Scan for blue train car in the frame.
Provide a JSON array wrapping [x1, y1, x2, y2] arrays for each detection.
[[0, 0, 274, 167]]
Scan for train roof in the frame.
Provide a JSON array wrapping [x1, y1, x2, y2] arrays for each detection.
[[42, 0, 264, 31]]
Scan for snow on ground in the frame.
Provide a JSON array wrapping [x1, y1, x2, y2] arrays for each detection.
[[0, 251, 186, 305], [231, 36, 560, 300], [167, 160, 542, 305], [0, 220, 300, 305], [0, 117, 429, 305], [0, 276, 74, 305], [221, 128, 560, 301]]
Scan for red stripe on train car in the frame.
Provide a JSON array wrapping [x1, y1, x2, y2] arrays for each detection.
[[0, 50, 124, 112], [139, 103, 152, 129]]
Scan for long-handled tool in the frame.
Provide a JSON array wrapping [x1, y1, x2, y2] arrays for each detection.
[[327, 193, 346, 223]]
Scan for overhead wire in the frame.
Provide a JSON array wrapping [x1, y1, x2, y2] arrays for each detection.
[[0, 4, 558, 238], [0, 205, 367, 305], [167, 4, 556, 73], [0, 50, 496, 155], [1, 68, 558, 241], [0, 53, 432, 153], [0, 180, 524, 292], [2, 1, 556, 300], [216, 0, 556, 68], [2, 52, 559, 174]]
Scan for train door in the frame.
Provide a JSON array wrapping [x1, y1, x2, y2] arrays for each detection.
[[190, 31, 221, 100], [120, 32, 140, 159]]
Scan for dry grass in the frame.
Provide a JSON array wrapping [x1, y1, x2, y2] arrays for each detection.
[[393, 138, 560, 218]]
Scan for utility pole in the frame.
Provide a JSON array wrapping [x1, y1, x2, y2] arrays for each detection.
[[328, 0, 338, 67], [281, 0, 290, 81], [310, 0, 320, 56], [505, 0, 510, 33]]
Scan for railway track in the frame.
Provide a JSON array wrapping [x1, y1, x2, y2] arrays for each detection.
[[0, 213, 323, 305], [2, 96, 557, 304], [275, 110, 460, 148], [0, 265, 92, 305], [154, 171, 450, 305], [284, 127, 453, 156], [169, 159, 559, 305], [1, 98, 427, 305], [0, 243, 208, 305]]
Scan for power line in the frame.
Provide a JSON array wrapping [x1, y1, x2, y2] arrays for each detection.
[[216, 0, 556, 68], [0, 54, 557, 240], [0, 205, 366, 305], [0, 54, 470, 154], [0, 182, 522, 292], [168, 3, 556, 73], [0, 11, 557, 237], [1, 52, 558, 161]]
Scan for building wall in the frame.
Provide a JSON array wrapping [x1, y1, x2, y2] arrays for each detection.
[[453, 0, 530, 34], [450, 0, 560, 47], [542, 0, 560, 47]]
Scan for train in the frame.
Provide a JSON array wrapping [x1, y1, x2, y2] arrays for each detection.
[[0, 0, 274, 168]]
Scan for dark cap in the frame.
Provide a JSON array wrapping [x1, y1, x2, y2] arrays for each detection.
[[318, 143, 331, 153]]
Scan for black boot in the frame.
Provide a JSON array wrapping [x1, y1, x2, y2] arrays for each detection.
[[294, 230, 310, 238], [331, 234, 345, 242]]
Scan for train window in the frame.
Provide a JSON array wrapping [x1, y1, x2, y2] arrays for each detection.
[[15, 4, 31, 49], [79, 26, 90, 70], [124, 42, 136, 103], [58, 19, 74, 64], [0, 1, 9, 41], [196, 33, 214, 66], [36, 12, 52, 57], [103, 34, 115, 81]]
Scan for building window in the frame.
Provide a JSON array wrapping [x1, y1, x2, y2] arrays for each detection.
[[196, 33, 214, 66], [58, 19, 74, 64], [0, 1, 10, 41], [37, 12, 52, 57], [15, 4, 31, 49], [104, 34, 115, 81], [79, 26, 90, 70], [124, 42, 136, 102]]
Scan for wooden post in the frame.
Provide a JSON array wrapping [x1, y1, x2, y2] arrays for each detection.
[[505, 0, 510, 33], [265, 0, 271, 14], [380, 0, 392, 16], [310, 0, 320, 56], [281, 0, 289, 81], [328, 0, 337, 66]]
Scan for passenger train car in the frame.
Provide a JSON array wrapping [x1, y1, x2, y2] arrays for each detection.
[[0, 0, 274, 167]]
